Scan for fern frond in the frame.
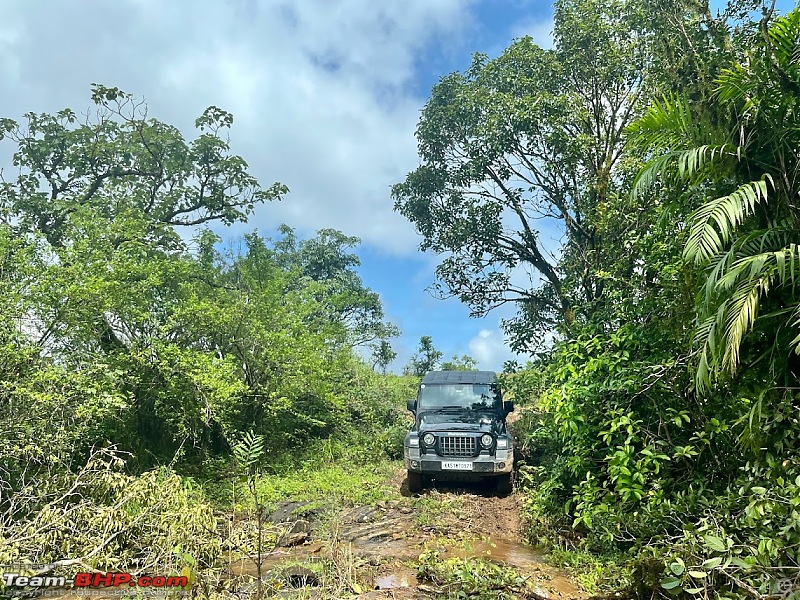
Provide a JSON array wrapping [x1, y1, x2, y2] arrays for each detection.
[[233, 430, 265, 471]]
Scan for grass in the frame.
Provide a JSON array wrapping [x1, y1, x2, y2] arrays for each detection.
[[254, 459, 402, 511], [412, 492, 465, 527], [547, 546, 632, 594]]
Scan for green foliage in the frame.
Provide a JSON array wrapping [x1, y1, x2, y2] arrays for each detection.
[[0, 86, 416, 597], [405, 335, 443, 376], [440, 354, 478, 371], [370, 339, 397, 374], [417, 548, 533, 599], [1, 448, 219, 574], [393, 0, 657, 350], [501, 6, 800, 598], [253, 461, 400, 511], [630, 9, 800, 392]]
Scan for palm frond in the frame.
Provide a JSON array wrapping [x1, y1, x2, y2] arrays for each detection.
[[722, 275, 771, 374], [676, 144, 736, 181], [627, 95, 694, 148], [684, 176, 773, 264], [693, 309, 726, 394], [768, 9, 800, 68], [716, 63, 756, 104], [630, 151, 680, 199], [790, 304, 800, 353]]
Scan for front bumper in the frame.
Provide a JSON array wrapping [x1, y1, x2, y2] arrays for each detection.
[[403, 447, 513, 475]]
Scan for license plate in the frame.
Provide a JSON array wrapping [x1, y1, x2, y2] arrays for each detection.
[[442, 461, 473, 471]]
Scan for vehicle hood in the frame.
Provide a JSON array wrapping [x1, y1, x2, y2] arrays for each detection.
[[417, 411, 504, 435]]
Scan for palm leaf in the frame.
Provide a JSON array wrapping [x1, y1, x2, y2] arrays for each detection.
[[684, 176, 773, 264], [722, 276, 769, 373]]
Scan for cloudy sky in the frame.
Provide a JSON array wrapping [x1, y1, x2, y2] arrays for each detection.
[[1, 0, 560, 372], [7, 0, 786, 372]]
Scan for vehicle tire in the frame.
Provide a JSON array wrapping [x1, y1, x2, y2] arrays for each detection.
[[495, 473, 513, 495], [407, 471, 425, 493]]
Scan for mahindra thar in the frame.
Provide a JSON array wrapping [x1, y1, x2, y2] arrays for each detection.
[[403, 370, 514, 494]]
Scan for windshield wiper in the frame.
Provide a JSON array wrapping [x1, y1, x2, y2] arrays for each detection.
[[424, 405, 469, 412]]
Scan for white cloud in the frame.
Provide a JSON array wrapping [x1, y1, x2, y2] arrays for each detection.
[[510, 17, 554, 49], [469, 327, 528, 371], [0, 0, 476, 256]]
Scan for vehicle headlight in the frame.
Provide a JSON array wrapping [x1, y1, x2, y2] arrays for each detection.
[[423, 433, 435, 446], [496, 437, 508, 449], [480, 434, 493, 448]]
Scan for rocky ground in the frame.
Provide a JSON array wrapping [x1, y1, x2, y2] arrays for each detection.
[[226, 468, 584, 599]]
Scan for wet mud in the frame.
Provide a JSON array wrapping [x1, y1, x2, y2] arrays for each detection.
[[228, 469, 585, 599]]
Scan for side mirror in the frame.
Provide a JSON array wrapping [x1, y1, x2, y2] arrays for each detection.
[[504, 401, 515, 414], [407, 398, 417, 413]]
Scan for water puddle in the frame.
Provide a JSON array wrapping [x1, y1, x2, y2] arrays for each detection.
[[374, 570, 419, 590], [227, 546, 322, 577]]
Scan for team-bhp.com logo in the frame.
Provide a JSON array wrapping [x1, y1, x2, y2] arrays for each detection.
[[1, 568, 190, 597]]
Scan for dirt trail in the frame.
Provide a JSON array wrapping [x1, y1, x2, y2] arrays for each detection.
[[231, 467, 585, 599]]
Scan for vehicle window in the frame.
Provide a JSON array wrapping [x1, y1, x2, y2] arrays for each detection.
[[418, 384, 500, 409]]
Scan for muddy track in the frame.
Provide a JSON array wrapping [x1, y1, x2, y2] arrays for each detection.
[[231, 467, 585, 599]]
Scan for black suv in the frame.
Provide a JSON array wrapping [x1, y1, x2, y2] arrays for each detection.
[[403, 370, 514, 493]]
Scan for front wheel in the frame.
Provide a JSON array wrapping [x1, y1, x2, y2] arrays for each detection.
[[495, 473, 512, 495], [407, 471, 425, 493]]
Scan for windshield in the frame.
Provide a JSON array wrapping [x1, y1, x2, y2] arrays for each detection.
[[418, 384, 501, 410]]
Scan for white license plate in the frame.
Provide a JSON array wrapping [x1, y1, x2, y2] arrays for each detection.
[[441, 461, 473, 471]]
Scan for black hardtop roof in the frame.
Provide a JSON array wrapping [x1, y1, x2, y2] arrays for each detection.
[[421, 370, 497, 384]]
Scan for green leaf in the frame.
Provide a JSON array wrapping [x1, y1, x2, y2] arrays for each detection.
[[669, 560, 686, 576], [661, 577, 682, 590], [688, 570, 707, 579], [703, 535, 727, 552]]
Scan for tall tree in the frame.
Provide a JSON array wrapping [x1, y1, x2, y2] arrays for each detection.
[[392, 0, 652, 351], [440, 354, 478, 371], [630, 7, 800, 392], [0, 84, 287, 249], [273, 226, 400, 348]]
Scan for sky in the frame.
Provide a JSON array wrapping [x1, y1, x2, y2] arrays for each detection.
[[0, 0, 793, 372], [0, 0, 558, 372]]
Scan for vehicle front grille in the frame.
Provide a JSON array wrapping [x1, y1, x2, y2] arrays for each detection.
[[439, 436, 475, 457]]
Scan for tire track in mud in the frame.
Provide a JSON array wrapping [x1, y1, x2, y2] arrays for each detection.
[[340, 468, 583, 599], [231, 467, 585, 599]]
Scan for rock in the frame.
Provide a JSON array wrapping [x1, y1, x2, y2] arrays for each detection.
[[283, 566, 319, 588], [289, 519, 311, 534], [267, 501, 317, 524], [280, 532, 308, 547], [346, 506, 378, 523]]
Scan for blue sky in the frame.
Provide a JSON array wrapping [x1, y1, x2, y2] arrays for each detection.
[[0, 0, 793, 372]]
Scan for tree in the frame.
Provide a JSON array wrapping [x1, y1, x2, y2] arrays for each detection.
[[392, 0, 653, 351], [273, 226, 400, 348], [370, 339, 397, 374], [440, 354, 478, 371], [405, 336, 443, 377], [0, 85, 287, 249], [630, 7, 800, 392]]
